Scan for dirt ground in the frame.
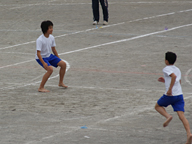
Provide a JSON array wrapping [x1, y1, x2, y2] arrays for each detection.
[[1, 0, 192, 144]]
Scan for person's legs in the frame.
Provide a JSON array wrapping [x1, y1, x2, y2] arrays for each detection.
[[177, 111, 192, 144], [155, 103, 173, 127], [48, 54, 68, 88], [57, 60, 68, 88], [92, 0, 99, 22], [100, 0, 108, 22], [38, 65, 53, 92]]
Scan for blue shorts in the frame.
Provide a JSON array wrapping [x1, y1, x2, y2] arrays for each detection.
[[36, 54, 61, 68], [157, 94, 185, 112]]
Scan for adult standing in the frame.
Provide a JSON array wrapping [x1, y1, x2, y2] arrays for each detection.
[[92, 0, 109, 25]]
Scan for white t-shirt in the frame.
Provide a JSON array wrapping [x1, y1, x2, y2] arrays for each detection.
[[35, 34, 56, 59], [163, 65, 183, 96]]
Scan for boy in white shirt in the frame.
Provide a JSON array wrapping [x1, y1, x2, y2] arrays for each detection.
[[155, 52, 192, 144], [36, 20, 67, 92]]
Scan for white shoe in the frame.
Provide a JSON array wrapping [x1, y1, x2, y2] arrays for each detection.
[[93, 21, 98, 25], [103, 21, 108, 25]]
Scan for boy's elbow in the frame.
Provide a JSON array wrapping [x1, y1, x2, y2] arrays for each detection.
[[173, 75, 177, 81], [170, 73, 177, 79], [173, 74, 177, 79]]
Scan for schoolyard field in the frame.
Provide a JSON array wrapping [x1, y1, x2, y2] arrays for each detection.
[[1, 0, 192, 143]]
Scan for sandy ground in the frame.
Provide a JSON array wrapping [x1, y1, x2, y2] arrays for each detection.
[[1, 0, 192, 144]]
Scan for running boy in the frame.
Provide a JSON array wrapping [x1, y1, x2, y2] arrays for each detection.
[[36, 20, 68, 92], [155, 52, 192, 144]]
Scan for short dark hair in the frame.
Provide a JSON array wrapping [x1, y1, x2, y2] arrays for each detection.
[[165, 51, 177, 64], [40, 20, 53, 34]]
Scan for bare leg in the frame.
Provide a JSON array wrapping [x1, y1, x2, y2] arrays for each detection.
[[155, 103, 173, 127], [57, 61, 68, 88], [177, 111, 192, 144], [38, 66, 53, 92]]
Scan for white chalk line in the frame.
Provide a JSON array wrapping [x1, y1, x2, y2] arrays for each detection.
[[23, 105, 157, 144], [0, 41, 35, 50], [0, 9, 192, 89], [9, 3, 92, 10], [0, 52, 34, 55], [1, 7, 192, 51], [9, 1, 176, 10], [59, 23, 192, 56], [67, 85, 165, 93], [25, 127, 80, 144], [37, 84, 165, 92], [1, 23, 192, 90], [0, 59, 70, 90], [24, 105, 154, 144], [24, 91, 192, 144], [0, 23, 123, 45], [184, 68, 192, 85], [39, 85, 192, 96], [0, 3, 190, 143], [96, 93, 192, 124], [1, 1, 192, 8], [0, 26, 100, 50], [25, 125, 129, 144], [21, 85, 192, 143], [0, 6, 192, 33], [1, 6, 190, 144], [0, 59, 34, 69], [99, 107, 154, 123]]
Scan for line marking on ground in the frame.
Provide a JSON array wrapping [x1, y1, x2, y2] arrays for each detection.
[[22, 87, 192, 144], [0, 59, 70, 90], [24, 91, 192, 144], [1, 11, 192, 88], [59, 23, 192, 56], [0, 59, 34, 69], [1, 8, 192, 51], [1, 23, 192, 90], [45, 85, 192, 95], [1, 1, 192, 9], [96, 93, 192, 123], [184, 68, 192, 85]]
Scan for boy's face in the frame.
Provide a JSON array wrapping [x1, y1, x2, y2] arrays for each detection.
[[165, 59, 169, 65], [46, 26, 53, 35]]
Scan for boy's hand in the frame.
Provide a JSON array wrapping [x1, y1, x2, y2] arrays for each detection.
[[43, 63, 48, 69], [166, 89, 172, 96], [158, 77, 165, 83]]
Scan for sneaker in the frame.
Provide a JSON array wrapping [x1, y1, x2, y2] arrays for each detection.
[[103, 21, 108, 25], [93, 21, 98, 25]]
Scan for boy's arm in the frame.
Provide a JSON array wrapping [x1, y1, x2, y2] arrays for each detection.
[[52, 47, 60, 58], [37, 50, 48, 69], [166, 73, 176, 96]]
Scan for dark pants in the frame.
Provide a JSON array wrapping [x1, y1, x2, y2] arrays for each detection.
[[92, 0, 108, 22]]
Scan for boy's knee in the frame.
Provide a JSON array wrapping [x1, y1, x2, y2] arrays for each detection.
[[63, 62, 66, 68], [58, 61, 66, 69], [47, 66, 53, 73], [155, 103, 160, 110]]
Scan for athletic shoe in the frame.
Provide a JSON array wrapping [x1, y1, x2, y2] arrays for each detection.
[[103, 21, 108, 25], [93, 21, 98, 25]]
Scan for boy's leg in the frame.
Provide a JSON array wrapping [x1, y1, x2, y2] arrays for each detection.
[[57, 60, 68, 88], [155, 103, 172, 127], [177, 111, 192, 144], [38, 65, 53, 92]]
